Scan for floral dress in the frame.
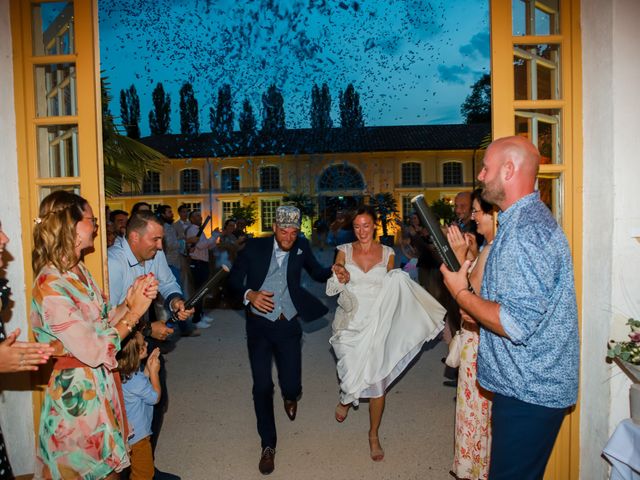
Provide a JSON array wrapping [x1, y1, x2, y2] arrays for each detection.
[[452, 323, 492, 480], [31, 263, 128, 479], [452, 243, 493, 480]]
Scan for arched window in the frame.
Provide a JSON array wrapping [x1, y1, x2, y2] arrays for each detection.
[[260, 166, 280, 191], [401, 162, 421, 187], [221, 167, 240, 192], [180, 169, 200, 194], [442, 162, 463, 186], [142, 171, 160, 194], [318, 164, 365, 191]]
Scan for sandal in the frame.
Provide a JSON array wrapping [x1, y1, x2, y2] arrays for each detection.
[[335, 403, 350, 423], [368, 436, 384, 462]]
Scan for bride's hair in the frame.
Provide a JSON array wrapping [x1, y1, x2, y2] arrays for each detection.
[[354, 205, 378, 225]]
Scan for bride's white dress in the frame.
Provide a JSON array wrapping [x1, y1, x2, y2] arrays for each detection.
[[328, 243, 446, 406]]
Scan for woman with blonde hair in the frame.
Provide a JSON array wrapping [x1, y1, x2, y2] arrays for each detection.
[[31, 191, 158, 480]]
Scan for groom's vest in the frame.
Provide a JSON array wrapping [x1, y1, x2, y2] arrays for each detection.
[[251, 249, 297, 321]]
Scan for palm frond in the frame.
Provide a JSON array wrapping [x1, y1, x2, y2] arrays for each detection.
[[102, 76, 167, 198]]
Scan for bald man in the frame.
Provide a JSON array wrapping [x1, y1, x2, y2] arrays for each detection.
[[441, 136, 579, 480], [453, 191, 473, 232]]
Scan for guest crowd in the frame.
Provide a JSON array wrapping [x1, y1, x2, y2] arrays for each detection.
[[0, 136, 578, 480]]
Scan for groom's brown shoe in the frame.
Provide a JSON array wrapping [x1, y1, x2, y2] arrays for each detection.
[[259, 447, 275, 475], [284, 400, 297, 421]]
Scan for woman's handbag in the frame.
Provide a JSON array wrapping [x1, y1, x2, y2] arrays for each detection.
[[445, 329, 463, 368]]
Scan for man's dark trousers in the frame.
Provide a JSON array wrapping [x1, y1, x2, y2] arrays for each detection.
[[489, 393, 567, 480], [246, 312, 302, 449], [189, 259, 209, 324]]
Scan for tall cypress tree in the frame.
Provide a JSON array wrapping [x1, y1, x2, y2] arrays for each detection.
[[260, 84, 285, 137], [310, 82, 333, 131], [239, 98, 257, 154], [209, 84, 233, 139], [148, 82, 171, 135], [339, 83, 364, 129], [179, 82, 199, 135], [119, 84, 140, 138]]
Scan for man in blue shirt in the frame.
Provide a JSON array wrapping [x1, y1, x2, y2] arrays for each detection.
[[441, 136, 579, 480], [108, 212, 192, 337], [108, 211, 193, 480]]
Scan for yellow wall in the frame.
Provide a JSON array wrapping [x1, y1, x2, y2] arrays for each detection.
[[108, 147, 483, 237]]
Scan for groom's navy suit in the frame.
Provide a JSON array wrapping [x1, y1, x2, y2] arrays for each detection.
[[228, 235, 331, 449]]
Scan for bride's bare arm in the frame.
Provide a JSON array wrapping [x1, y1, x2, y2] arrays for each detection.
[[332, 250, 350, 284], [387, 254, 395, 272]]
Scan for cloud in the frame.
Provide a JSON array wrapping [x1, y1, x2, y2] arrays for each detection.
[[459, 31, 490, 59], [437, 64, 471, 84]]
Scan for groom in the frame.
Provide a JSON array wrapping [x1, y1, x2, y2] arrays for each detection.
[[228, 206, 334, 475]]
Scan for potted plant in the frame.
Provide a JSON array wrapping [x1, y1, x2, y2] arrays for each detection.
[[231, 201, 258, 228], [608, 318, 640, 422], [369, 192, 400, 247]]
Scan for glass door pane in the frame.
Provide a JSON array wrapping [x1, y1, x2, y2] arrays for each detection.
[[32, 2, 75, 56]]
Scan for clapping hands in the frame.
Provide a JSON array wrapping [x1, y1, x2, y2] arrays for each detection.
[[446, 225, 477, 265], [0, 328, 54, 372], [125, 274, 159, 317], [145, 347, 161, 377]]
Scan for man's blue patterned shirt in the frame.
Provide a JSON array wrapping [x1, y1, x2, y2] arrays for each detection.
[[478, 192, 579, 408]]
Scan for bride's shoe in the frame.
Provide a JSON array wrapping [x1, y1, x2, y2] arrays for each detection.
[[368, 436, 384, 462], [335, 403, 350, 423]]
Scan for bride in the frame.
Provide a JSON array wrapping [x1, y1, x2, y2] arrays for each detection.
[[328, 205, 445, 461]]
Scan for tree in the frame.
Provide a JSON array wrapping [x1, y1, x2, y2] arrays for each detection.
[[102, 78, 166, 197], [231, 201, 258, 227], [310, 83, 333, 131], [430, 198, 455, 224], [210, 84, 234, 155], [460, 74, 491, 124], [260, 84, 285, 136], [148, 82, 171, 135], [119, 84, 140, 139], [339, 83, 364, 129], [369, 192, 399, 240], [238, 98, 257, 153], [179, 82, 199, 135]]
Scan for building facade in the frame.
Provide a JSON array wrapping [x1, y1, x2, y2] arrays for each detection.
[[109, 124, 490, 237]]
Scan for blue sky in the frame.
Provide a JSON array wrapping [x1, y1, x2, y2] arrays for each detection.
[[99, 0, 489, 136]]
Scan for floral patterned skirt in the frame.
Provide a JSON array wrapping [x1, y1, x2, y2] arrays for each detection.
[[36, 365, 129, 479], [452, 326, 493, 480]]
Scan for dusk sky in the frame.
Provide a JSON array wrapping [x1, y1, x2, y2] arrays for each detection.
[[98, 0, 489, 137]]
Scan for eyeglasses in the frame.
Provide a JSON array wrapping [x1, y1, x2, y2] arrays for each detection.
[[83, 216, 98, 227], [471, 208, 481, 216]]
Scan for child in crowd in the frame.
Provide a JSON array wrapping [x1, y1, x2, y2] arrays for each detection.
[[118, 330, 161, 480]]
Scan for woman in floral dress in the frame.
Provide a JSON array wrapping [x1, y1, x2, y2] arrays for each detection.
[[31, 191, 157, 480], [448, 189, 496, 480]]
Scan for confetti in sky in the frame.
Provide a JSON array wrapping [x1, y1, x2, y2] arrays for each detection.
[[99, 0, 489, 136]]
